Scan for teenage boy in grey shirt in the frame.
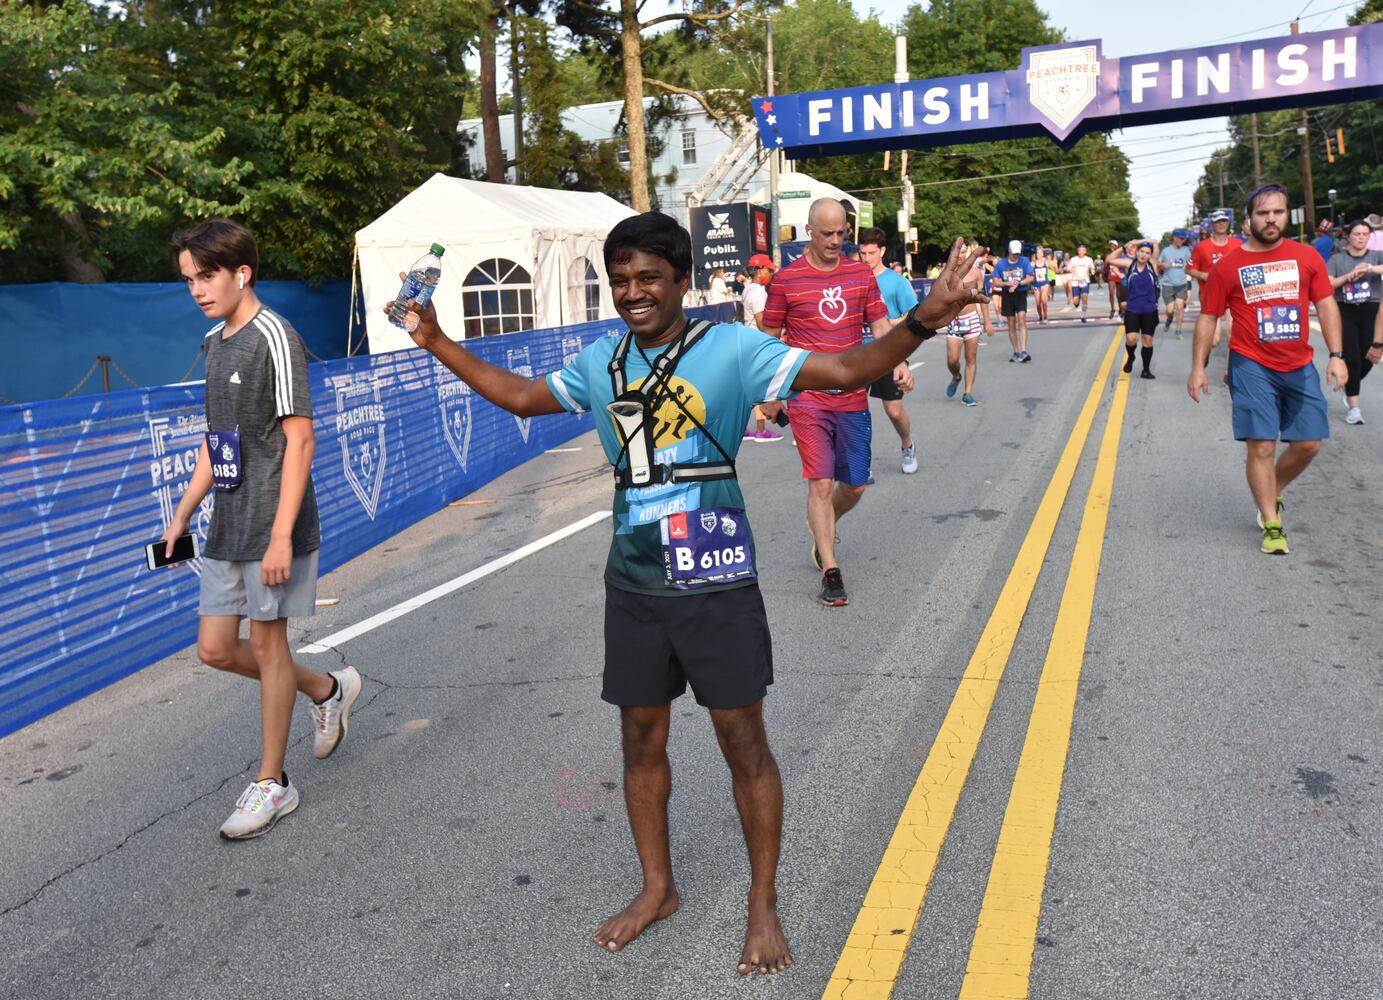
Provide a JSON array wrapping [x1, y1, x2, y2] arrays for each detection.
[[164, 219, 360, 839]]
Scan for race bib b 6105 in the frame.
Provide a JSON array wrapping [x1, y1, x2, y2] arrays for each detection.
[[660, 507, 755, 590]]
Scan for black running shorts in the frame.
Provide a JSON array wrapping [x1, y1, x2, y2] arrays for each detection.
[[868, 370, 904, 401], [1125, 310, 1158, 336], [999, 291, 1027, 317], [603, 583, 773, 709]]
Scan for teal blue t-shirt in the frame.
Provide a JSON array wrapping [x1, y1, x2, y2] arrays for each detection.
[[875, 268, 919, 319], [547, 321, 810, 596]]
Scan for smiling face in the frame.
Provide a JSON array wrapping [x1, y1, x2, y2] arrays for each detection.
[[178, 250, 249, 321], [608, 249, 688, 344]]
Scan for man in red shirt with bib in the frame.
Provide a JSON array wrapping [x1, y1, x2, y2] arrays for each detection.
[[762, 198, 910, 607], [1188, 185, 1347, 555], [1187, 208, 1236, 365]]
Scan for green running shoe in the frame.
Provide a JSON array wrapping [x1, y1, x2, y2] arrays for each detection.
[[1260, 519, 1289, 555], [1255, 495, 1285, 529], [946, 377, 960, 398]]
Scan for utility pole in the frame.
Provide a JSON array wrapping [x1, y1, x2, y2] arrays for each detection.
[[1292, 21, 1317, 229], [766, 17, 779, 267], [509, 10, 524, 184], [895, 35, 913, 276], [1250, 113, 1263, 186], [1217, 160, 1225, 212]]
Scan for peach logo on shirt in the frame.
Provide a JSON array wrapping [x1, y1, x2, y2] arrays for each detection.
[[818, 286, 847, 324]]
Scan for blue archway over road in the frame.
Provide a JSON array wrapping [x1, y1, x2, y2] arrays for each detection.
[[753, 24, 1383, 156]]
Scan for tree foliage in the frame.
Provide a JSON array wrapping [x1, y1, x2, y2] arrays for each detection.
[[0, 0, 481, 283]]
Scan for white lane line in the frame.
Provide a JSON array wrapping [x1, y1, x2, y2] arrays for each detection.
[[298, 509, 612, 654]]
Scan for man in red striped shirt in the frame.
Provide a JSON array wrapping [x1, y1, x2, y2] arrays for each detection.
[[762, 198, 911, 607]]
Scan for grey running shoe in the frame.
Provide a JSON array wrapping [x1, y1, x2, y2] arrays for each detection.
[[901, 444, 918, 474], [310, 666, 361, 760], [220, 776, 299, 840]]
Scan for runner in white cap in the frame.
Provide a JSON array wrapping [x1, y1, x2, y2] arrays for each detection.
[[994, 239, 1035, 362]]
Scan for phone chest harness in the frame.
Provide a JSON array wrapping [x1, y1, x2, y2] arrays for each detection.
[[605, 318, 737, 490]]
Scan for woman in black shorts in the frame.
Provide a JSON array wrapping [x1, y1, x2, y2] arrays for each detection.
[[1106, 240, 1161, 379], [1327, 220, 1383, 424]]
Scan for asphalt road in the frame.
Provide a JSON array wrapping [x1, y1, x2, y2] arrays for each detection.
[[3, 298, 1381, 1000]]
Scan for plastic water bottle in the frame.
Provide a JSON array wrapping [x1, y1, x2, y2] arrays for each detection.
[[388, 243, 445, 329]]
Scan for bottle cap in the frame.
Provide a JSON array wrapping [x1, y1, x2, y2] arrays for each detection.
[[430, 243, 445, 257]]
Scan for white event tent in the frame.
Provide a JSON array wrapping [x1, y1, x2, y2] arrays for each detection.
[[354, 173, 637, 354]]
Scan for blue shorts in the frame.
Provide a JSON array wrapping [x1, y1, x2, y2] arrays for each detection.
[[791, 406, 873, 486], [1227, 353, 1330, 442], [1071, 282, 1089, 296]]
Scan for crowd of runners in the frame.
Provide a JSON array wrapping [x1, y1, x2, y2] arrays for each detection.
[[149, 185, 1378, 978]]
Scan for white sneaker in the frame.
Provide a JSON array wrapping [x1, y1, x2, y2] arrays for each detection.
[[219, 776, 299, 840], [901, 443, 919, 475], [1346, 407, 1364, 425], [310, 666, 361, 759]]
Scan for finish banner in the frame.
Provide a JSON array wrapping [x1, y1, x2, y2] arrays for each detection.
[[753, 24, 1383, 156]]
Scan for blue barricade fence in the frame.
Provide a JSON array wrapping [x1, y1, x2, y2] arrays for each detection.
[[0, 304, 733, 739], [0, 280, 358, 404]]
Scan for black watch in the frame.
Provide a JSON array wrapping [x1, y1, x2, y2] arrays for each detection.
[[1328, 351, 1345, 359], [904, 305, 939, 340]]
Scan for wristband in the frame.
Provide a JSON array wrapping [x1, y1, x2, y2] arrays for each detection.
[[1328, 351, 1345, 359], [903, 305, 938, 340], [1372, 342, 1383, 351]]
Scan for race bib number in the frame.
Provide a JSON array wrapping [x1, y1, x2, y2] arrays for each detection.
[[1256, 305, 1302, 344], [1343, 280, 1371, 304], [661, 507, 755, 590], [207, 429, 243, 491]]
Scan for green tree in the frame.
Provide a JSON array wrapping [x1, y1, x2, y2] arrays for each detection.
[[0, 0, 483, 284]]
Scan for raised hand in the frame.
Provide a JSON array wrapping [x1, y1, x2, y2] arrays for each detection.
[[385, 270, 444, 349], [914, 238, 989, 330]]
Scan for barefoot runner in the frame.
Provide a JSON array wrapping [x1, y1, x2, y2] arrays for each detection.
[[390, 212, 986, 975]]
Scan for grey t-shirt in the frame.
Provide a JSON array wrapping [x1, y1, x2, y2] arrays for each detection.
[[1327, 249, 1383, 303], [202, 306, 320, 561]]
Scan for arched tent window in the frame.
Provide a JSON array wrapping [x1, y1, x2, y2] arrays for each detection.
[[568, 257, 601, 324], [462, 258, 535, 337]]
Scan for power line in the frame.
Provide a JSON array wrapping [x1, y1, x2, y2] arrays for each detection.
[[1191, 0, 1356, 45]]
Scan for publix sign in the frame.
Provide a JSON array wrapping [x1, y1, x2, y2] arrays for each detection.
[[688, 203, 771, 289]]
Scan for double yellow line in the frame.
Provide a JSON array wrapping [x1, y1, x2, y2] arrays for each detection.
[[824, 329, 1131, 1000]]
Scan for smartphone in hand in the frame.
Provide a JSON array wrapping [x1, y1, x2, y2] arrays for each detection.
[[145, 533, 200, 570]]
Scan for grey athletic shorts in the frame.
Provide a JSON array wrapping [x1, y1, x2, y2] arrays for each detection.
[[199, 550, 319, 621], [1161, 283, 1189, 303]]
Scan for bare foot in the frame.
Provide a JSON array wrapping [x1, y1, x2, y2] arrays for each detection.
[[593, 886, 679, 953], [737, 894, 792, 975]]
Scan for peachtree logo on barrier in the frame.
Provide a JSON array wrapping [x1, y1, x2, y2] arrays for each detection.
[[436, 359, 472, 473], [148, 413, 211, 574], [561, 334, 584, 369], [335, 376, 388, 519], [507, 347, 534, 444], [1024, 42, 1101, 140]]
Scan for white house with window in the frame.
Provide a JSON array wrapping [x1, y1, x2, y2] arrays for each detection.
[[457, 96, 746, 222], [354, 173, 636, 354]]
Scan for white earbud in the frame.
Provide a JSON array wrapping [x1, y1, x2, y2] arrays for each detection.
[[237, 272, 245, 289]]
